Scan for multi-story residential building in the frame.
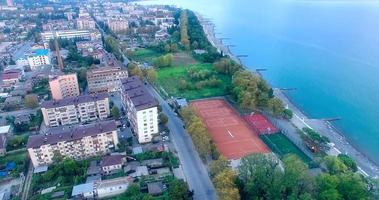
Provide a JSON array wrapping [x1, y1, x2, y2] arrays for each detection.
[[87, 63, 128, 93], [26, 49, 51, 69], [49, 73, 80, 100], [77, 17, 96, 30], [107, 18, 128, 33], [41, 93, 110, 127], [0, 69, 21, 87], [120, 76, 158, 143], [27, 120, 118, 167]]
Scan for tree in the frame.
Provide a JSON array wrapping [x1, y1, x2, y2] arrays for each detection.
[[168, 179, 190, 200], [153, 54, 173, 68], [170, 43, 178, 52], [267, 97, 285, 117], [159, 112, 168, 125], [25, 94, 39, 108], [337, 154, 357, 172], [111, 106, 120, 119], [128, 62, 144, 79], [324, 156, 348, 175], [164, 44, 171, 53], [213, 169, 240, 200], [210, 156, 229, 178], [283, 108, 293, 120], [145, 68, 157, 82]]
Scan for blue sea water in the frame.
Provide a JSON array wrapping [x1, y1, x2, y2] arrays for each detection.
[[142, 0, 379, 164]]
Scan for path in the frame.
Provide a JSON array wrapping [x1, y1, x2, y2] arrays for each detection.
[[146, 83, 217, 200], [21, 162, 33, 200], [274, 88, 379, 177]]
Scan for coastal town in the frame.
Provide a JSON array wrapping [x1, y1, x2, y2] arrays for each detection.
[[0, 0, 378, 200]]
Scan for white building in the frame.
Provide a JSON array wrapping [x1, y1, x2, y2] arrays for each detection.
[[26, 49, 51, 69], [40, 29, 101, 44], [121, 76, 158, 143], [101, 155, 124, 174], [27, 120, 119, 167], [87, 64, 128, 94], [41, 93, 110, 127]]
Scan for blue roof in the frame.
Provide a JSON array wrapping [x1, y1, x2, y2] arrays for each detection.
[[33, 49, 49, 56], [72, 182, 94, 196]]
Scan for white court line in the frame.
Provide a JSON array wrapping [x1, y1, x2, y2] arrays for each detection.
[[227, 129, 234, 138]]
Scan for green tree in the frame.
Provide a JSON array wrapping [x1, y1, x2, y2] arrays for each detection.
[[158, 112, 168, 125], [267, 97, 285, 117], [324, 156, 348, 175], [210, 156, 229, 178], [168, 179, 190, 200], [164, 44, 171, 53], [25, 94, 39, 108], [111, 106, 120, 119], [337, 154, 357, 172], [128, 62, 144, 79], [213, 169, 240, 200], [145, 68, 157, 82], [283, 108, 293, 119]]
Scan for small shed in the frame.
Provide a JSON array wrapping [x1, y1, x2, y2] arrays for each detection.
[[147, 181, 164, 195]]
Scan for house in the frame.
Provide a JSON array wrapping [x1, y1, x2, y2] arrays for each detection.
[[147, 181, 164, 196], [96, 177, 130, 198], [101, 155, 124, 175], [14, 114, 31, 125], [71, 182, 95, 199]]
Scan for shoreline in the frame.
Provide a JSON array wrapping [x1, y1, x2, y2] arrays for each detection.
[[195, 12, 379, 178]]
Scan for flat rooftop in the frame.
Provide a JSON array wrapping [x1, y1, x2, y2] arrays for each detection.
[[121, 76, 158, 111], [41, 93, 108, 109], [27, 120, 117, 149]]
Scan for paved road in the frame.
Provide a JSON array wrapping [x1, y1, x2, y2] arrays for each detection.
[[146, 83, 217, 200], [275, 89, 379, 178]]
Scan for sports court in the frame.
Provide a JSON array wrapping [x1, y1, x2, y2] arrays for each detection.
[[244, 114, 279, 135], [191, 99, 270, 160]]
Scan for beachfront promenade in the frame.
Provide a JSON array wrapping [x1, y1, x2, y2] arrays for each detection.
[[197, 13, 379, 178]]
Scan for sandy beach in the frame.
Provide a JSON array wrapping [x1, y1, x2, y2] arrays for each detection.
[[196, 12, 379, 178]]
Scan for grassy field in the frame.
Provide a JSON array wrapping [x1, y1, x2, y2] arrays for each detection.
[[157, 63, 231, 100], [0, 150, 28, 177], [129, 48, 163, 64], [260, 133, 314, 167]]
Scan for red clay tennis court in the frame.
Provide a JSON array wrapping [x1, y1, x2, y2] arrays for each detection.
[[191, 99, 270, 160], [244, 114, 279, 135]]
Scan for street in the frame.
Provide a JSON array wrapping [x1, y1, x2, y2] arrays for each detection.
[[145, 83, 217, 200]]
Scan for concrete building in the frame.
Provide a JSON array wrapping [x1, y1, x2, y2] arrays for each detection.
[[87, 66, 128, 93], [0, 69, 21, 88], [121, 76, 158, 143], [41, 30, 101, 44], [101, 155, 124, 174], [26, 49, 51, 69], [77, 17, 96, 30], [72, 176, 130, 199], [41, 93, 110, 127], [49, 73, 80, 100], [27, 120, 118, 167], [107, 18, 128, 33]]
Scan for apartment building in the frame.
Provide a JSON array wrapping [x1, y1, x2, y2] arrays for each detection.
[[49, 73, 80, 100], [41, 93, 110, 127], [77, 17, 96, 30], [87, 65, 128, 93], [120, 76, 158, 143], [26, 49, 51, 69], [27, 120, 118, 167], [107, 18, 128, 33]]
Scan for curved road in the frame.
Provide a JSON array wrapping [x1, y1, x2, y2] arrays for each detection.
[[146, 83, 217, 200]]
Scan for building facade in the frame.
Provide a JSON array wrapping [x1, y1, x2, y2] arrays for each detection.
[[121, 76, 158, 143], [107, 18, 128, 33], [26, 49, 51, 69], [87, 66, 128, 93], [77, 17, 96, 30], [41, 93, 110, 127], [41, 30, 101, 44], [27, 120, 118, 167], [49, 73, 80, 100]]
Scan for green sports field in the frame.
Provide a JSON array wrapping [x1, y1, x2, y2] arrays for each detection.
[[260, 133, 315, 167]]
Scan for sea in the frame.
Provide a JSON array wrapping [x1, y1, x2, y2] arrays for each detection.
[[140, 0, 379, 164]]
